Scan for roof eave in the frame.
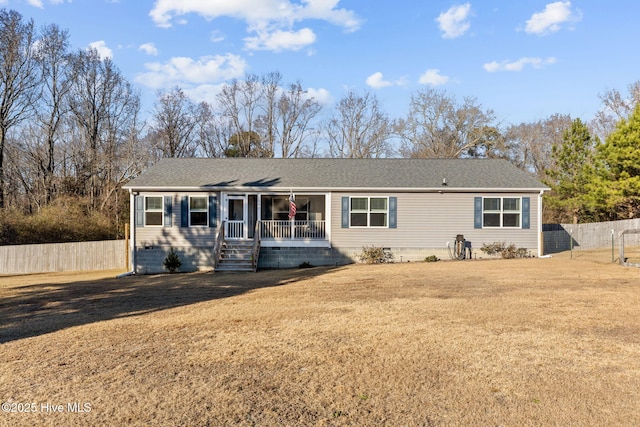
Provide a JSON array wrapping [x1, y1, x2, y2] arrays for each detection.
[[122, 185, 550, 193]]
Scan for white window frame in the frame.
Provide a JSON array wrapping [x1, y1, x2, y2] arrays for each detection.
[[144, 196, 164, 227], [189, 196, 209, 227], [482, 196, 522, 228], [349, 196, 389, 228]]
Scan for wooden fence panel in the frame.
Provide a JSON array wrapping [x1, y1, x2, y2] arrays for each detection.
[[543, 219, 640, 254], [0, 240, 126, 275]]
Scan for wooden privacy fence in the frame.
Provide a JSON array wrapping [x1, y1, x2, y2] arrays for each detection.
[[0, 240, 127, 275], [543, 219, 640, 254]]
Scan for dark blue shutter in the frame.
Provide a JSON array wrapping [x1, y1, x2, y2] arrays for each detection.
[[389, 197, 397, 228], [135, 196, 144, 227], [181, 196, 189, 227], [209, 195, 217, 227], [164, 196, 172, 227], [522, 197, 530, 229], [474, 197, 482, 229], [341, 197, 349, 228]]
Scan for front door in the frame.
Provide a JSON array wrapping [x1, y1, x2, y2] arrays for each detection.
[[225, 195, 247, 239]]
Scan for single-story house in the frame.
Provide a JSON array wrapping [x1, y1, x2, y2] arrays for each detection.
[[122, 158, 549, 273]]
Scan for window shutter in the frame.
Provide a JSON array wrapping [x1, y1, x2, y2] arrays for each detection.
[[164, 196, 172, 227], [389, 197, 397, 229], [474, 197, 482, 229], [181, 196, 189, 227], [135, 196, 144, 227], [209, 195, 217, 228], [522, 197, 530, 229], [341, 197, 349, 228]]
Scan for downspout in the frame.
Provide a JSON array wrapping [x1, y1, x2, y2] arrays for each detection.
[[117, 189, 136, 278]]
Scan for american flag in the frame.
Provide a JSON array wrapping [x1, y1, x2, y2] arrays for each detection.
[[288, 193, 297, 219]]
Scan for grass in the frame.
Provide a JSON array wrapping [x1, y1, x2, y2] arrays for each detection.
[[1, 252, 639, 426]]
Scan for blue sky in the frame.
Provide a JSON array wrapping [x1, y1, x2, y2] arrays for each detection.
[[2, 0, 638, 126]]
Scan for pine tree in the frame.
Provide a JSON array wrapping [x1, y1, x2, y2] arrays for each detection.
[[544, 118, 597, 223], [592, 104, 640, 219]]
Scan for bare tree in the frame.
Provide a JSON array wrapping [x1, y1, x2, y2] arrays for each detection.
[[31, 23, 72, 205], [194, 101, 231, 158], [0, 9, 39, 208], [274, 81, 322, 158], [67, 47, 140, 211], [504, 114, 573, 179], [217, 74, 270, 157], [150, 87, 199, 158], [592, 81, 640, 140], [396, 89, 496, 158], [259, 71, 282, 157], [325, 90, 393, 158]]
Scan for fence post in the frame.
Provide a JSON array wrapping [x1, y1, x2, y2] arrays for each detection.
[[611, 229, 614, 263], [570, 228, 573, 259], [125, 223, 129, 269]]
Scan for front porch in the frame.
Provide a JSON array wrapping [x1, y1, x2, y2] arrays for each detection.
[[215, 192, 330, 272], [222, 193, 330, 246]]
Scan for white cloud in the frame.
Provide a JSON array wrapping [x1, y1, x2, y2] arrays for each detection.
[[139, 43, 158, 56], [418, 69, 450, 86], [149, 0, 362, 52], [16, 0, 66, 6], [365, 72, 405, 89], [366, 72, 392, 89], [436, 3, 472, 39], [244, 27, 316, 52], [150, 0, 362, 30], [183, 84, 227, 105], [304, 87, 332, 106], [483, 57, 556, 72], [88, 41, 113, 59], [525, 1, 581, 35], [135, 54, 248, 89], [210, 30, 225, 43]]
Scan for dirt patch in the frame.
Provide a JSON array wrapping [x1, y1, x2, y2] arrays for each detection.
[[1, 254, 639, 426]]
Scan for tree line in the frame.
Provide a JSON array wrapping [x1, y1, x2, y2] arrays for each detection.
[[0, 8, 638, 244]]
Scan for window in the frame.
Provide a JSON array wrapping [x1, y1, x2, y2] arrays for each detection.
[[483, 197, 521, 228], [145, 196, 163, 226], [350, 197, 388, 227], [189, 196, 208, 226]]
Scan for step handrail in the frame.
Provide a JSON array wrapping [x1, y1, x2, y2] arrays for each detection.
[[213, 221, 225, 269], [251, 220, 261, 272]]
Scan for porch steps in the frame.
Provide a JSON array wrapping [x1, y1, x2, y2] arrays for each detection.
[[216, 240, 257, 272]]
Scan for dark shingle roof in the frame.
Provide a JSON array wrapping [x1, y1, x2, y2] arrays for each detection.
[[123, 158, 548, 191]]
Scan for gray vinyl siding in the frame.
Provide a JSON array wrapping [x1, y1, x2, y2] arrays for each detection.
[[135, 191, 220, 248], [330, 192, 540, 253]]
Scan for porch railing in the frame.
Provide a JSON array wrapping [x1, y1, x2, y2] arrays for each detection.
[[259, 220, 326, 240], [226, 220, 245, 239], [213, 221, 225, 269]]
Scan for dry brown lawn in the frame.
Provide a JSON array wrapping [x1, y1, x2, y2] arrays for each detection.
[[1, 251, 639, 426]]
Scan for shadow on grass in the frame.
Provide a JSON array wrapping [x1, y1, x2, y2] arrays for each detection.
[[0, 266, 339, 343]]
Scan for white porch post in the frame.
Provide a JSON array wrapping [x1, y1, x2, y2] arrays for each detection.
[[257, 194, 262, 238], [538, 189, 544, 257], [290, 217, 294, 240], [129, 189, 135, 272], [243, 195, 248, 239], [325, 193, 332, 244]]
